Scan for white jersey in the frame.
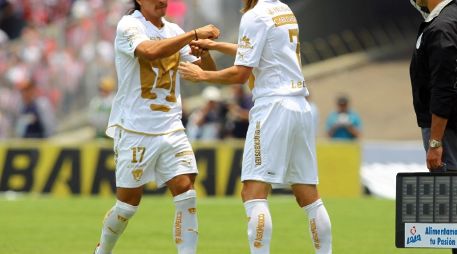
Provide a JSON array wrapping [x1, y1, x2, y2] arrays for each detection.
[[106, 10, 197, 138], [234, 0, 308, 101]]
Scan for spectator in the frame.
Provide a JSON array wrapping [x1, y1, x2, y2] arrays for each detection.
[[325, 95, 362, 140], [225, 84, 253, 138], [187, 86, 227, 141], [88, 76, 115, 139], [0, 0, 26, 40], [15, 79, 55, 138]]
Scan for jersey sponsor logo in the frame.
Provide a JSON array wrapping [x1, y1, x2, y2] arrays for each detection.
[[254, 121, 262, 166], [272, 14, 297, 27], [267, 6, 291, 16], [291, 79, 306, 89], [239, 36, 254, 49], [132, 168, 144, 182], [149, 36, 161, 41], [310, 218, 321, 249]]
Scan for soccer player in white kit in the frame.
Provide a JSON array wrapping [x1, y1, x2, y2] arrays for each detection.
[[93, 0, 220, 253], [178, 0, 332, 253]]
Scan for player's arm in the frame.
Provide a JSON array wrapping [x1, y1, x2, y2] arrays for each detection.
[[179, 62, 252, 84], [191, 47, 217, 71], [135, 25, 220, 61], [426, 28, 457, 170], [191, 39, 238, 57], [427, 114, 447, 170]]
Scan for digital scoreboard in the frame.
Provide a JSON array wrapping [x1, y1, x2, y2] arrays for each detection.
[[396, 173, 457, 249]]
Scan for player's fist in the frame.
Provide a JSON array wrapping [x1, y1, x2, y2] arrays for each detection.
[[195, 24, 220, 40], [190, 39, 216, 50], [190, 44, 210, 58]]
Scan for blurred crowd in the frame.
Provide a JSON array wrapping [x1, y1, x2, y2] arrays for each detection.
[[185, 85, 253, 141], [0, 0, 193, 139], [0, 0, 339, 141]]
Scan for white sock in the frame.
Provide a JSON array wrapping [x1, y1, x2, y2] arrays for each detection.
[[97, 200, 138, 254], [303, 199, 332, 254], [244, 199, 272, 254], [173, 189, 198, 254]]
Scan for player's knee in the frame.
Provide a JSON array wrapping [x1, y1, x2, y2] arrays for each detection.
[[169, 176, 194, 196]]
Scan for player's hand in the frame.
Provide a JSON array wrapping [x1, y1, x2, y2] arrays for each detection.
[[179, 62, 204, 82], [190, 44, 210, 58], [195, 24, 220, 40], [190, 39, 217, 50], [427, 146, 444, 171]]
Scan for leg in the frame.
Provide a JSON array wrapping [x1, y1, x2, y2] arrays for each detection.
[[96, 186, 143, 254], [241, 180, 273, 254], [167, 174, 198, 254], [292, 184, 332, 254]]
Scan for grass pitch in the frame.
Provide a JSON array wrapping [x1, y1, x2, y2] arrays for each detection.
[[0, 195, 449, 254]]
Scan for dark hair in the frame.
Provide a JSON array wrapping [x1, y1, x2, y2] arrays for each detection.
[[127, 0, 140, 14], [337, 96, 349, 105], [133, 0, 140, 10]]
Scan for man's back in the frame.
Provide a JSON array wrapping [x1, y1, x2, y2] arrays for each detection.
[[235, 0, 308, 101]]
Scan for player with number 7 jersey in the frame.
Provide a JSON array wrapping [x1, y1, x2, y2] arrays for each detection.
[[178, 0, 332, 253]]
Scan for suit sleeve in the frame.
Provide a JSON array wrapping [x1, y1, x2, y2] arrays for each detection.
[[427, 26, 457, 119]]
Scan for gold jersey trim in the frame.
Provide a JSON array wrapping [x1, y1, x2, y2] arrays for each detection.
[[175, 151, 194, 158], [107, 124, 185, 137], [150, 104, 171, 112], [248, 74, 256, 91], [272, 14, 297, 27]]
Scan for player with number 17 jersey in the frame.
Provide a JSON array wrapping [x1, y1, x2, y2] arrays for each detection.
[[106, 10, 197, 138]]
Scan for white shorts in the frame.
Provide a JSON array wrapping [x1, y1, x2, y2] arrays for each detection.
[[241, 96, 319, 187], [113, 128, 198, 188]]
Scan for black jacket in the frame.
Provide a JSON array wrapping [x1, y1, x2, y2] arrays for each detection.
[[410, 0, 457, 131]]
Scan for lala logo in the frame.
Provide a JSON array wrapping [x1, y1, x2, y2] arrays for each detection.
[[407, 226, 422, 244]]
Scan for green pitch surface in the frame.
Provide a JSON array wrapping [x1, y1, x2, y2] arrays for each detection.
[[0, 195, 450, 254]]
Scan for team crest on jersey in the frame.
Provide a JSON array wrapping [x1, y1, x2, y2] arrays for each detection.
[[132, 168, 144, 181], [239, 36, 254, 49], [125, 27, 142, 48]]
